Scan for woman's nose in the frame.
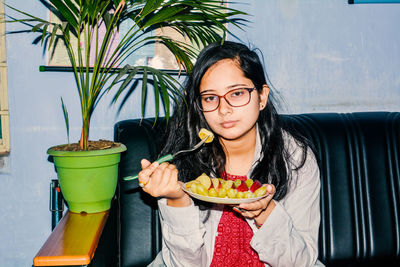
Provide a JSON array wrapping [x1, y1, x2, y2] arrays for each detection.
[[218, 97, 232, 115]]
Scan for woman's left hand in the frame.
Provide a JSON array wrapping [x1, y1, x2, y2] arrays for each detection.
[[235, 184, 276, 228]]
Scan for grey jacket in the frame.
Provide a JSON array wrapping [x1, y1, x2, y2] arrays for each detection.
[[150, 130, 324, 267]]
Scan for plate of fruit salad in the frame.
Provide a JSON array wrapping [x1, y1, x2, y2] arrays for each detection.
[[182, 173, 268, 204]]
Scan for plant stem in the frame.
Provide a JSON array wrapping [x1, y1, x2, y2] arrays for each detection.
[[80, 116, 90, 150]]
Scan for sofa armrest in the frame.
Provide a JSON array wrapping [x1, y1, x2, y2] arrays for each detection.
[[33, 210, 109, 266]]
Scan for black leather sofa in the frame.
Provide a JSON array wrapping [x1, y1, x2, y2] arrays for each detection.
[[91, 112, 400, 267]]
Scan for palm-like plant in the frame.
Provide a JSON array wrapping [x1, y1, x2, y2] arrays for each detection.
[[6, 0, 245, 150]]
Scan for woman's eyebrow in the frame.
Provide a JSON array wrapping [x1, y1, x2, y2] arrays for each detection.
[[200, 89, 216, 94], [201, 84, 251, 93], [227, 83, 249, 89]]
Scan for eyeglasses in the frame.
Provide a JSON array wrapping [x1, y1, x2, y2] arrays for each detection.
[[197, 87, 255, 112]]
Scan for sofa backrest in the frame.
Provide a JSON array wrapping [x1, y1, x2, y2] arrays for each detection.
[[113, 112, 400, 267]]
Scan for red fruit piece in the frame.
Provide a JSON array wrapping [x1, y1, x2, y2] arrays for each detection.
[[250, 180, 262, 192], [236, 182, 249, 192]]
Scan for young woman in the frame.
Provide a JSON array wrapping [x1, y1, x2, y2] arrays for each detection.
[[138, 41, 323, 267]]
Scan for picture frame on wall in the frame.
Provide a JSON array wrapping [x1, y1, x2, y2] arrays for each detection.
[[42, 2, 228, 74], [46, 14, 193, 71]]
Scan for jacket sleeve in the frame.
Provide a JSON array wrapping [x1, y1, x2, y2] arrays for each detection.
[[250, 150, 322, 267], [157, 199, 208, 267]]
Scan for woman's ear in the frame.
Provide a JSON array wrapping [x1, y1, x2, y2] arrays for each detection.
[[259, 85, 270, 110]]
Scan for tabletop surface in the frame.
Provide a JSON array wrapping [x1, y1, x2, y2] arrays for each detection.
[[33, 210, 109, 266]]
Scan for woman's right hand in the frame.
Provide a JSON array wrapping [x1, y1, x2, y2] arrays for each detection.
[[139, 159, 191, 207]]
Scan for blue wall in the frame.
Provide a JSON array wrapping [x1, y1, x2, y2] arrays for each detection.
[[233, 1, 400, 113], [1, 0, 400, 265]]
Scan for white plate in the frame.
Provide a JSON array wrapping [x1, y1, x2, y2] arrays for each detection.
[[182, 184, 267, 204]]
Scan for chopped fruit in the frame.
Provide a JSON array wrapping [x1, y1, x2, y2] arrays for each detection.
[[237, 191, 245, 198], [196, 184, 209, 196], [227, 188, 237, 198], [208, 188, 218, 197], [186, 180, 199, 189], [254, 186, 267, 197], [250, 180, 262, 193], [222, 180, 234, 190], [189, 182, 198, 194], [236, 182, 249, 192], [234, 179, 242, 188], [198, 128, 214, 143], [196, 173, 211, 189], [245, 179, 254, 188], [218, 188, 227, 198], [244, 191, 254, 198], [218, 178, 226, 187], [186, 176, 267, 199], [211, 178, 222, 192]]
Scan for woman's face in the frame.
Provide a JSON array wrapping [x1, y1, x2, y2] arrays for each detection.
[[199, 59, 269, 141]]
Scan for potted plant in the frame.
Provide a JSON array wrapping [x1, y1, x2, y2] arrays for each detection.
[[6, 0, 245, 213]]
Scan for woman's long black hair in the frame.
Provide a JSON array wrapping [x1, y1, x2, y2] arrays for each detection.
[[161, 41, 309, 201]]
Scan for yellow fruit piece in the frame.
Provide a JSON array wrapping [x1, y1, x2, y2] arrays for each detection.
[[227, 188, 237, 198], [196, 184, 209, 196], [254, 186, 267, 197], [245, 179, 254, 188], [237, 191, 245, 199], [222, 180, 234, 190], [196, 173, 211, 189], [244, 191, 254, 198], [186, 180, 199, 189], [234, 179, 242, 188], [198, 128, 214, 143], [210, 178, 220, 192], [208, 188, 218, 197], [218, 188, 227, 198], [189, 183, 198, 194]]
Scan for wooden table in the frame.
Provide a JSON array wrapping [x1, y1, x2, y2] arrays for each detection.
[[33, 210, 109, 266]]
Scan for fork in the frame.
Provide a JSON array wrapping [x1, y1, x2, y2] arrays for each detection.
[[123, 137, 210, 185]]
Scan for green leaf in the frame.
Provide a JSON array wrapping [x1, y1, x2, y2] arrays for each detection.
[[103, 12, 112, 29], [41, 24, 49, 45], [112, 67, 139, 102], [120, 68, 139, 93], [5, 4, 48, 23], [61, 97, 70, 144], [158, 37, 193, 72], [157, 72, 170, 121], [140, 0, 164, 18], [49, 0, 78, 28], [141, 68, 148, 117], [111, 64, 131, 89], [152, 73, 160, 125], [142, 5, 187, 28], [62, 0, 79, 16], [48, 24, 59, 51], [32, 22, 46, 33]]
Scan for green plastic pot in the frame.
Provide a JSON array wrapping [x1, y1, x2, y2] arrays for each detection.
[[47, 144, 127, 213]]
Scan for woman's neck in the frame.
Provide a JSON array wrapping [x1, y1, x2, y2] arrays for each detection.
[[220, 126, 257, 176]]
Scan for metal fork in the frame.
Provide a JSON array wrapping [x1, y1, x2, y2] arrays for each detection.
[[123, 137, 210, 185]]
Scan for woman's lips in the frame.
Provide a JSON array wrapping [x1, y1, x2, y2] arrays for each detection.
[[221, 120, 237, 128]]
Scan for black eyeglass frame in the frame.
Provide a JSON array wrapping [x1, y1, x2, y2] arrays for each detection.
[[197, 87, 256, 112]]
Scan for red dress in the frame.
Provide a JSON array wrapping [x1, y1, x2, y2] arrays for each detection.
[[209, 173, 265, 267]]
